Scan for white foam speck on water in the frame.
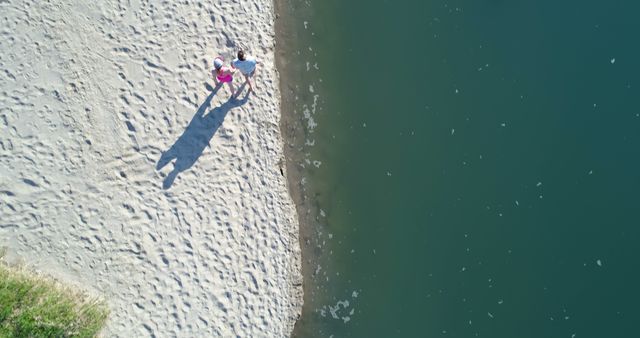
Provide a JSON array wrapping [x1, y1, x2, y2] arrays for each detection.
[[305, 139, 315, 146], [303, 105, 317, 131], [328, 299, 351, 320], [363, 122, 367, 127], [597, 259, 603, 266], [501, 122, 506, 127], [515, 200, 519, 206], [588, 170, 593, 175], [451, 128, 455, 135], [306, 62, 310, 71], [488, 312, 494, 318], [461, 267, 466, 272], [313, 63, 319, 70], [611, 58, 616, 64], [321, 210, 327, 218], [387, 171, 392, 176], [455, 88, 459, 94], [537, 181, 543, 187], [313, 160, 322, 168], [498, 299, 504, 304], [311, 94, 320, 115], [309, 85, 314, 93], [352, 290, 359, 298], [304, 21, 308, 29]]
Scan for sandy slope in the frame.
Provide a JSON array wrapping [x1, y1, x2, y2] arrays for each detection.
[[0, 0, 302, 336]]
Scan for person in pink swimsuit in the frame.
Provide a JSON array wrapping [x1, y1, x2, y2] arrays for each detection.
[[212, 56, 236, 97]]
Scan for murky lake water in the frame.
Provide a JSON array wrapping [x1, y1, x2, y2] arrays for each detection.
[[277, 1, 640, 337]]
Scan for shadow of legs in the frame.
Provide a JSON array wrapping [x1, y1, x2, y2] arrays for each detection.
[[163, 168, 179, 189], [156, 86, 249, 189]]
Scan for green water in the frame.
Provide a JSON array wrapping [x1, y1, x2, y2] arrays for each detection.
[[278, 1, 640, 337]]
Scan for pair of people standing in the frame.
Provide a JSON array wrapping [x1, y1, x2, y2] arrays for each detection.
[[212, 50, 258, 97]]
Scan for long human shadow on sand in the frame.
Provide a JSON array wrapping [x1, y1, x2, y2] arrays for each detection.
[[157, 84, 249, 189]]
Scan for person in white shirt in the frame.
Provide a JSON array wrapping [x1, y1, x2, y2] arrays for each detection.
[[231, 50, 258, 93]]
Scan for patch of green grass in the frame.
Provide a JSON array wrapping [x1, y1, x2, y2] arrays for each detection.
[[0, 256, 108, 337]]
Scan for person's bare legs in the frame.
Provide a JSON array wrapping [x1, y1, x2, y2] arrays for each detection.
[[245, 68, 258, 92], [226, 82, 236, 97], [243, 74, 253, 92]]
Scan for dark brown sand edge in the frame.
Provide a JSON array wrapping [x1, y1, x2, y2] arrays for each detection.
[[273, 1, 319, 336]]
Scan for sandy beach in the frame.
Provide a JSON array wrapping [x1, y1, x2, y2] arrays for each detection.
[[0, 0, 302, 336]]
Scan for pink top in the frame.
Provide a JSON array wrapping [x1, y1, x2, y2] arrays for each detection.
[[215, 67, 233, 83]]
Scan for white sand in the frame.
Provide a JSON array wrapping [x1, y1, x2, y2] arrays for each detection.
[[0, 0, 302, 336]]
